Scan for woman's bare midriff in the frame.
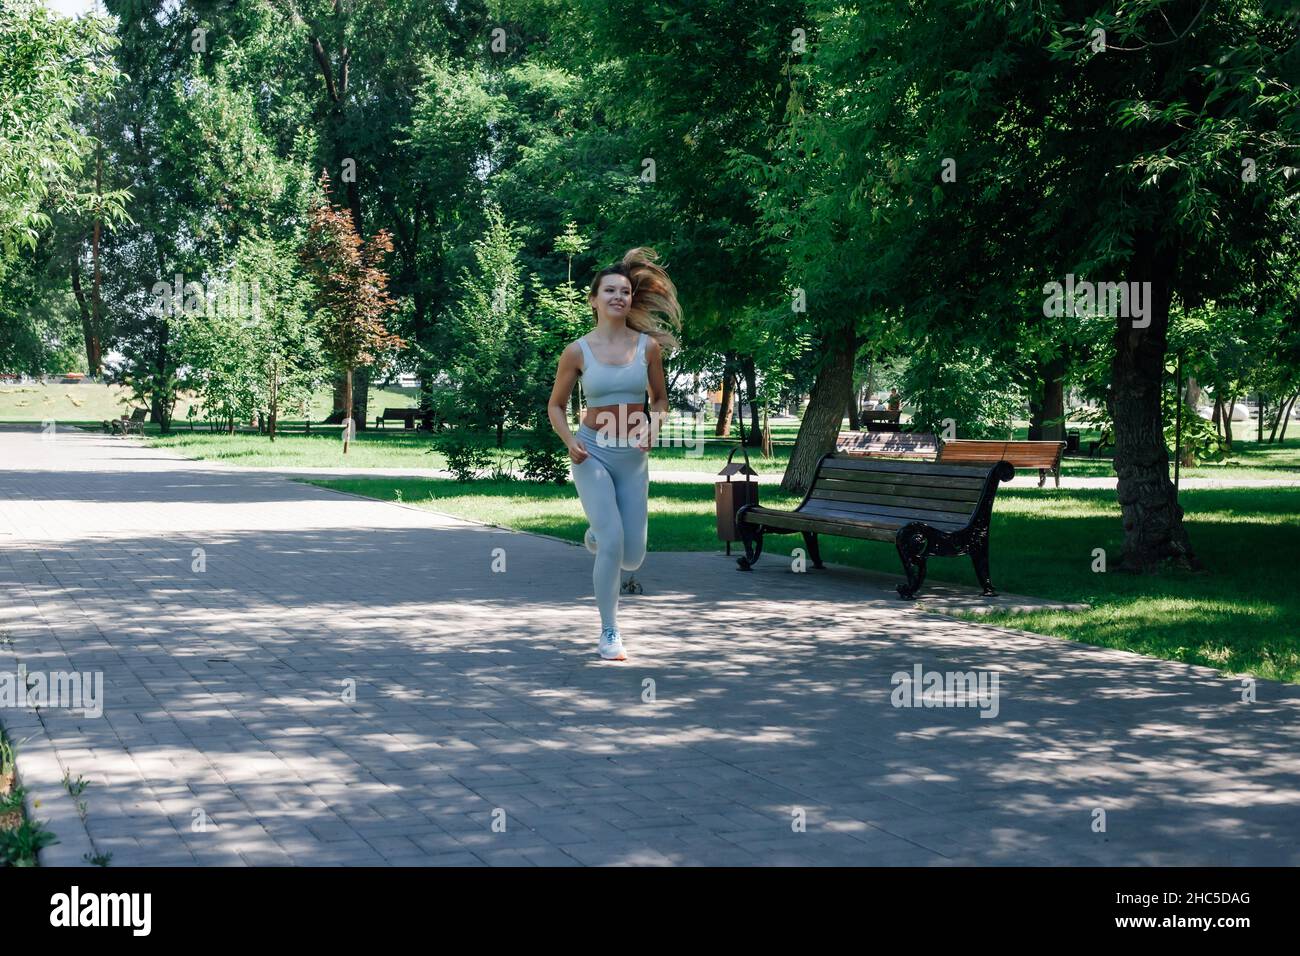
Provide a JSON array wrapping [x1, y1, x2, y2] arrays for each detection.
[[582, 402, 647, 439]]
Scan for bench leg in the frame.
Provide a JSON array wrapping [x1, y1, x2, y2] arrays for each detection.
[[1054, 464, 1061, 488], [1038, 468, 1046, 488], [736, 524, 764, 571], [895, 527, 929, 599], [801, 531, 825, 569], [970, 536, 996, 596]]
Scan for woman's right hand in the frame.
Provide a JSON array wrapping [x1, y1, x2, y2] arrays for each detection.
[[568, 439, 589, 465]]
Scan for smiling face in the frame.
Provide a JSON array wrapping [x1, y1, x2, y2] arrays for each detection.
[[589, 273, 633, 323]]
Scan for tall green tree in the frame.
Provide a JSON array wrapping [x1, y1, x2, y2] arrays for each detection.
[[749, 0, 1300, 570]]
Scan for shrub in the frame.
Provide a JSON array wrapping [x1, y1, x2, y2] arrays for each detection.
[[431, 429, 494, 481], [519, 428, 570, 485]]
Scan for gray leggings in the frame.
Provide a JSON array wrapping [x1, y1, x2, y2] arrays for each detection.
[[570, 422, 649, 629]]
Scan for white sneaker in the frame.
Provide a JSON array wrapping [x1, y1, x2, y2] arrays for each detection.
[[584, 527, 598, 554], [598, 626, 626, 661]]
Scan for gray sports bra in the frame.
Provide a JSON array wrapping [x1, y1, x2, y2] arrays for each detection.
[[577, 332, 649, 405]]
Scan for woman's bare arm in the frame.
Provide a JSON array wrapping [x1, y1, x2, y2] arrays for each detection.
[[644, 337, 670, 448], [547, 341, 584, 456]]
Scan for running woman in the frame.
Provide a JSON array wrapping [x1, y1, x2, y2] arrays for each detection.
[[546, 248, 681, 661]]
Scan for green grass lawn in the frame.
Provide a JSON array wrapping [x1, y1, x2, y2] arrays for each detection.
[[138, 416, 788, 472], [303, 475, 1300, 684], [0, 381, 421, 428]]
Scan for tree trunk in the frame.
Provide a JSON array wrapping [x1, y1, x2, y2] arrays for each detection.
[[1110, 235, 1198, 571], [714, 353, 735, 437], [1041, 358, 1066, 443], [1029, 354, 1067, 442], [1279, 392, 1297, 443], [70, 261, 101, 376], [742, 355, 761, 447], [332, 373, 348, 419], [343, 366, 354, 454], [1257, 392, 1264, 443], [1211, 395, 1223, 437], [1225, 397, 1235, 449], [1268, 391, 1287, 443], [847, 393, 860, 430], [332, 367, 372, 428], [268, 366, 279, 441], [353, 364, 371, 431], [780, 327, 856, 495], [419, 372, 435, 429], [1027, 400, 1043, 441], [91, 146, 103, 377]]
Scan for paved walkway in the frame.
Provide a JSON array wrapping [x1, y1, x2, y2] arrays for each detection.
[[2, 425, 1298, 866]]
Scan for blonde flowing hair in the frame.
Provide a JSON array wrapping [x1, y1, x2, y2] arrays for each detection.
[[587, 247, 682, 352]]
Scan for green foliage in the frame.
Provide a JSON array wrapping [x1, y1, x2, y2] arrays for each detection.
[[430, 429, 496, 482], [440, 205, 549, 443], [172, 301, 260, 430], [519, 428, 571, 485], [0, 728, 58, 868], [1164, 361, 1227, 466], [0, 811, 59, 867], [901, 342, 1025, 439], [0, 260, 85, 375], [0, 0, 127, 259]]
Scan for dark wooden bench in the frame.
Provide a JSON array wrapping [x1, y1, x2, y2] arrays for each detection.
[[937, 439, 1066, 488], [861, 409, 901, 432], [375, 407, 418, 429], [735, 453, 1014, 598], [1088, 429, 1113, 459], [103, 408, 146, 435], [835, 430, 939, 460]]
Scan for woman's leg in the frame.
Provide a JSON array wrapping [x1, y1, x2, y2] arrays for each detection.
[[610, 450, 649, 571], [571, 449, 624, 629]]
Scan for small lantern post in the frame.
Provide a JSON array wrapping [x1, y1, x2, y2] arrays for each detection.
[[715, 368, 759, 555]]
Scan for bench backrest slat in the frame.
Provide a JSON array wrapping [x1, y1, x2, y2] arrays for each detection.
[[834, 431, 937, 459], [820, 454, 992, 480], [937, 439, 1064, 469], [816, 473, 987, 502], [804, 498, 975, 527], [811, 487, 981, 516]]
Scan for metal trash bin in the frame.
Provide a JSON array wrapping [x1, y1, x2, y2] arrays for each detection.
[[716, 448, 759, 556]]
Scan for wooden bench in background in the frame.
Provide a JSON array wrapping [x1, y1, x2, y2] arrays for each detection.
[[835, 430, 938, 459], [860, 409, 901, 432], [102, 408, 146, 435], [735, 453, 1014, 598], [375, 407, 419, 429], [937, 439, 1066, 488]]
